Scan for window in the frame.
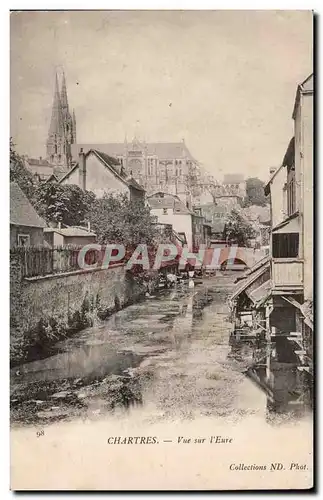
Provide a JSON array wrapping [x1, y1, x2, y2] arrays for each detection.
[[17, 234, 30, 247], [272, 233, 299, 258], [163, 208, 168, 215]]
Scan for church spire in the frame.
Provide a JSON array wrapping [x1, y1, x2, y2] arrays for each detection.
[[72, 108, 77, 143], [46, 69, 75, 168], [48, 72, 63, 137], [60, 71, 69, 115]]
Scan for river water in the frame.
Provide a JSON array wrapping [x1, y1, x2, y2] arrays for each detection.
[[11, 272, 302, 426], [10, 273, 314, 490]]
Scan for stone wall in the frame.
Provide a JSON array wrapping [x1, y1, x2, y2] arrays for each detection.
[[10, 255, 148, 366]]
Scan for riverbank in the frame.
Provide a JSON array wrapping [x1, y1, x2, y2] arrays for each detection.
[[11, 276, 237, 425], [10, 263, 162, 367], [10, 274, 313, 490]]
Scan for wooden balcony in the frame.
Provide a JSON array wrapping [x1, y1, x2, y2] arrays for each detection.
[[272, 258, 303, 292]]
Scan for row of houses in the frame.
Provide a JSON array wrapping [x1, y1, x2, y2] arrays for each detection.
[[229, 73, 314, 411], [10, 145, 212, 251]]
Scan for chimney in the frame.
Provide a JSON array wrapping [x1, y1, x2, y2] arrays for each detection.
[[58, 221, 61, 230], [79, 148, 86, 191], [186, 191, 193, 211], [87, 221, 91, 232]]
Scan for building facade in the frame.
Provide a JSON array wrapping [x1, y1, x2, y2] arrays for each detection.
[[147, 192, 206, 250], [71, 138, 200, 200], [59, 148, 145, 203], [229, 73, 313, 412]]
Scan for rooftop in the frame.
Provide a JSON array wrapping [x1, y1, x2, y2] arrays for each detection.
[[44, 226, 96, 237], [25, 157, 54, 167], [230, 260, 270, 302], [148, 192, 192, 214], [71, 141, 198, 163], [10, 182, 46, 228], [59, 149, 145, 192]]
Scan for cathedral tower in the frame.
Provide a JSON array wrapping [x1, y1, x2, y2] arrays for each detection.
[[46, 71, 76, 168]]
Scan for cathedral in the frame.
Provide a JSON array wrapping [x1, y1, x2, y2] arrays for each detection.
[[71, 138, 201, 196], [43, 72, 201, 198], [46, 72, 76, 168], [25, 72, 245, 207]]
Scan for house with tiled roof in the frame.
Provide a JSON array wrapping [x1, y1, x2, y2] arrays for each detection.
[[70, 137, 200, 197], [59, 148, 145, 203], [44, 223, 97, 247], [23, 156, 56, 182], [10, 182, 47, 247], [147, 192, 205, 249]]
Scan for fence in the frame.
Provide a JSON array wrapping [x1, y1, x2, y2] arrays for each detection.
[[11, 240, 182, 280], [10, 246, 103, 279]]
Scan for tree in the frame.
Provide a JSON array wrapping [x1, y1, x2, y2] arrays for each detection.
[[243, 177, 267, 207], [87, 193, 157, 246], [33, 183, 96, 226], [10, 138, 36, 200], [224, 208, 256, 247]]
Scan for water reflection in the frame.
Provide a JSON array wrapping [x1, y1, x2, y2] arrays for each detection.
[[229, 339, 312, 420], [11, 276, 310, 428], [11, 284, 218, 425]]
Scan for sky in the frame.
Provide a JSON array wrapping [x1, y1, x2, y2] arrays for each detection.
[[10, 10, 313, 181]]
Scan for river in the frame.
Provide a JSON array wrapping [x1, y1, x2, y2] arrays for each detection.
[[11, 272, 300, 426], [10, 272, 314, 490]]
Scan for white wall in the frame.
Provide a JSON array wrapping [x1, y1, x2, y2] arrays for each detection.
[[150, 208, 193, 249], [300, 90, 313, 301], [61, 167, 79, 187], [61, 153, 129, 198]]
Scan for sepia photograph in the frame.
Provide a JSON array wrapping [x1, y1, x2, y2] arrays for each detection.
[[9, 9, 314, 491]]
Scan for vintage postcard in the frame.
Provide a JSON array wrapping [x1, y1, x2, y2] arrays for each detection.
[[10, 10, 314, 491]]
